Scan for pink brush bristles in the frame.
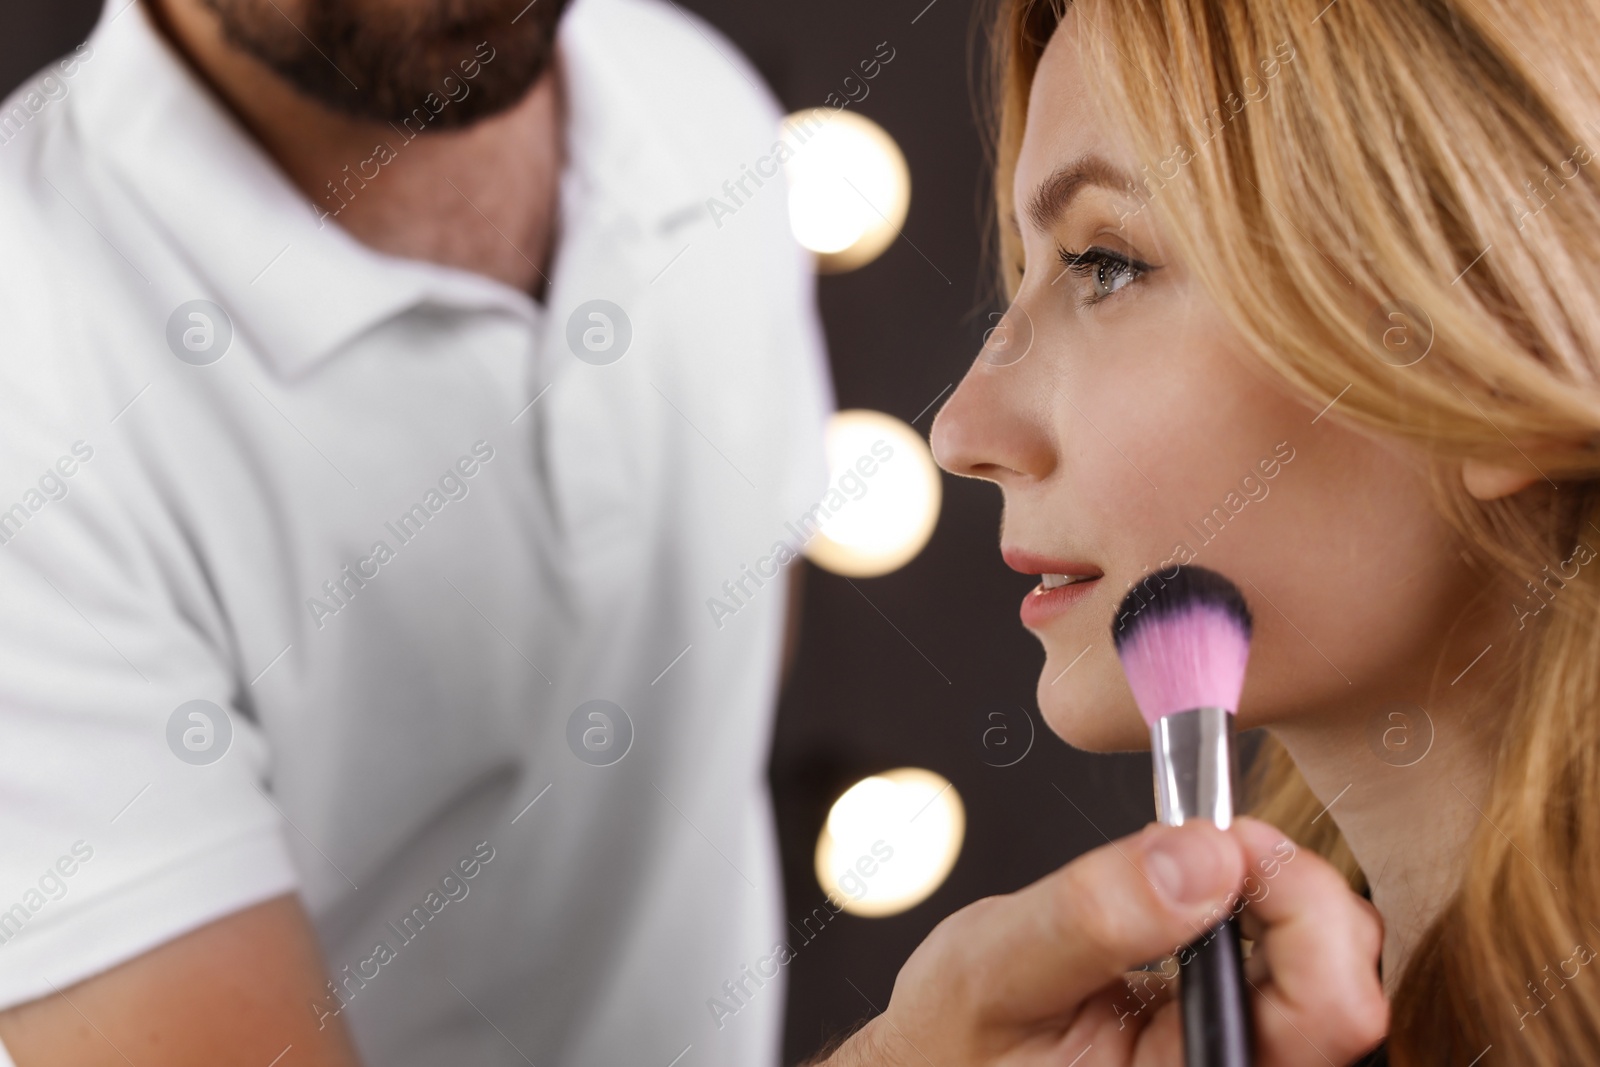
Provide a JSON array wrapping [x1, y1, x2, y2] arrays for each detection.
[[1111, 566, 1253, 726]]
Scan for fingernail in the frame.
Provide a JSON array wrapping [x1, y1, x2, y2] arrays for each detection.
[[1141, 826, 1232, 905]]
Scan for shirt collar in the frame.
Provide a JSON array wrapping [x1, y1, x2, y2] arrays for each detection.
[[554, 0, 704, 230], [71, 0, 701, 380]]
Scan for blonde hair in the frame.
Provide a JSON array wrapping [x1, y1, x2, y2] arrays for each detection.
[[987, 0, 1600, 1061]]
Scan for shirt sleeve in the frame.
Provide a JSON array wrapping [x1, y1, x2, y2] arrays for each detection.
[[0, 341, 298, 1008], [730, 58, 837, 527], [769, 223, 837, 528]]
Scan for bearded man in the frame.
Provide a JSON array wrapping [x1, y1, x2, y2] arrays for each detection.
[[0, 0, 831, 1063]]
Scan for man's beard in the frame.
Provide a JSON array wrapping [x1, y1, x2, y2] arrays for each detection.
[[202, 0, 572, 129]]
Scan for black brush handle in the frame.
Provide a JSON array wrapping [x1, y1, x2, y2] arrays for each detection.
[[1179, 912, 1253, 1067]]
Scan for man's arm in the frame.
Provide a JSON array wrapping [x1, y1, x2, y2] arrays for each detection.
[[0, 894, 362, 1066]]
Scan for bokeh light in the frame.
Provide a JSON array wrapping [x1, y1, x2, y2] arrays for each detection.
[[781, 108, 910, 273], [814, 768, 965, 918], [803, 409, 941, 578]]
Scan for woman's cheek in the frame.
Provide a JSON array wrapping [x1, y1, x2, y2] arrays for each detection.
[[1031, 313, 1320, 745], [1216, 433, 1480, 728]]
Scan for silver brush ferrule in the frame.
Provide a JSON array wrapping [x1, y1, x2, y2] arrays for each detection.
[[1150, 707, 1239, 829]]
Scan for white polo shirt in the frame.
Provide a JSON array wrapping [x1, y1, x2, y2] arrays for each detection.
[[0, 1, 832, 1065]]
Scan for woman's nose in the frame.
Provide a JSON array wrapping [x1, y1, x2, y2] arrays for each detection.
[[930, 320, 1055, 485]]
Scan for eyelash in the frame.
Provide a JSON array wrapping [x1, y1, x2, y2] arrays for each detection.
[[1054, 245, 1151, 306]]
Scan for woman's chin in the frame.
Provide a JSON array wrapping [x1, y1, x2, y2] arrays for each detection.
[[1035, 670, 1151, 752]]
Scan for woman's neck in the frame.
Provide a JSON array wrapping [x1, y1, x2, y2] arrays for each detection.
[[1270, 672, 1502, 994], [1263, 549, 1519, 993], [1280, 719, 1491, 990]]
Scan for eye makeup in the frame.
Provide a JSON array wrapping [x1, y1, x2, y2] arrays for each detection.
[[1055, 244, 1156, 306]]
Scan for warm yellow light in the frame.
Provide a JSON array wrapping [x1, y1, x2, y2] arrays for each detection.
[[814, 768, 965, 918], [803, 409, 941, 578], [781, 109, 910, 273]]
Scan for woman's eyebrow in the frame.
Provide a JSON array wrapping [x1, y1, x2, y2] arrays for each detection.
[[1022, 154, 1138, 233]]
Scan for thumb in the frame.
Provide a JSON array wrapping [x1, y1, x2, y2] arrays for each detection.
[[969, 820, 1246, 1023]]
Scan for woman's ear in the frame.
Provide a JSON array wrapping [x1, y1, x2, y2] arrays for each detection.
[[1461, 458, 1542, 500]]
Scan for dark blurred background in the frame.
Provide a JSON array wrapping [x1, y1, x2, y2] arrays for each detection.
[[0, 2, 1152, 1062]]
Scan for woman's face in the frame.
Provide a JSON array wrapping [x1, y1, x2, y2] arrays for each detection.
[[930, 12, 1490, 751]]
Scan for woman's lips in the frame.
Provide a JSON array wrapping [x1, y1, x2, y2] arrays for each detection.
[[1002, 547, 1103, 629], [1018, 576, 1101, 627]]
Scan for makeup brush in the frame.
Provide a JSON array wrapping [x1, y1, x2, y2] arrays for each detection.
[[1111, 564, 1254, 1067]]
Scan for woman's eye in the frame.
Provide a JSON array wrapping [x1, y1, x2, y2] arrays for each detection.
[[1056, 245, 1150, 305]]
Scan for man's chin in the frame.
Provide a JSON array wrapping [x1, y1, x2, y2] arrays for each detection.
[[205, 0, 569, 129]]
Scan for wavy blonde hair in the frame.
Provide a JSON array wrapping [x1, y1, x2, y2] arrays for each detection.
[[987, 0, 1600, 1061]]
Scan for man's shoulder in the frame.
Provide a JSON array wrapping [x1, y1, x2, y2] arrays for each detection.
[[571, 0, 783, 151], [0, 92, 119, 418], [0, 162, 78, 333], [0, 56, 101, 285], [0, 39, 93, 137]]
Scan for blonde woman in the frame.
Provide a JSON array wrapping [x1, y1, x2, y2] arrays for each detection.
[[806, 0, 1600, 1064]]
